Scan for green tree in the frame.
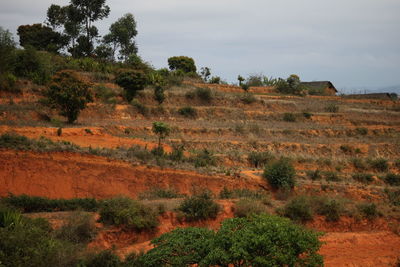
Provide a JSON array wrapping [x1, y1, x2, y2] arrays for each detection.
[[0, 26, 16, 74], [237, 75, 245, 86], [263, 157, 296, 189], [140, 227, 215, 267], [152, 122, 170, 150], [149, 72, 166, 105], [200, 67, 211, 82], [203, 214, 323, 267], [17, 24, 68, 53], [45, 70, 93, 123], [115, 69, 147, 102], [103, 13, 138, 61], [168, 56, 196, 73]]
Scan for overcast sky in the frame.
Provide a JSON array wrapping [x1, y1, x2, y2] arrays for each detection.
[[1, 0, 399, 92]]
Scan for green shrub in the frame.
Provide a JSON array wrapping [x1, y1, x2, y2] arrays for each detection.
[[352, 173, 374, 184], [306, 169, 322, 181], [195, 87, 213, 103], [340, 144, 353, 153], [177, 193, 220, 222], [0, 133, 32, 150], [55, 211, 96, 244], [0, 72, 19, 93], [325, 103, 339, 113], [84, 250, 121, 267], [248, 151, 274, 168], [168, 144, 185, 161], [93, 84, 117, 103], [357, 203, 379, 220], [368, 158, 389, 172], [141, 214, 323, 267], [45, 70, 93, 123], [384, 173, 400, 186], [263, 158, 296, 189], [168, 56, 196, 73], [385, 189, 400, 206], [303, 112, 312, 119], [355, 127, 368, 135], [351, 158, 367, 170], [219, 188, 268, 200], [324, 171, 341, 182], [283, 112, 296, 122], [240, 93, 256, 104], [115, 69, 147, 102], [209, 76, 221, 84], [313, 198, 342, 222], [233, 199, 266, 218], [99, 197, 159, 231], [131, 99, 149, 116], [191, 149, 217, 168], [281, 196, 313, 223], [2, 194, 99, 212], [394, 159, 400, 169], [178, 106, 197, 118]]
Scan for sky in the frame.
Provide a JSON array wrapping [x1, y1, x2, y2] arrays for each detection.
[[1, 0, 399, 93]]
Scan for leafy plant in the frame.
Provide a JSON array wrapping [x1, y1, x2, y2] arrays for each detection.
[[385, 173, 400, 186], [233, 199, 266, 217], [177, 193, 220, 222], [115, 69, 147, 102], [281, 196, 313, 223], [263, 158, 296, 189], [168, 56, 196, 73], [248, 151, 274, 168], [178, 106, 197, 118], [368, 158, 389, 172], [352, 173, 374, 184], [283, 112, 296, 122]]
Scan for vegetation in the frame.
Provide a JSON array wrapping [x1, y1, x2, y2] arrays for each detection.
[[99, 197, 159, 231], [140, 214, 323, 267], [385, 173, 400, 186], [248, 151, 274, 168], [263, 158, 296, 189], [178, 106, 197, 118], [368, 158, 389, 172], [283, 112, 296, 122], [152, 121, 170, 152], [233, 199, 267, 217], [168, 56, 196, 73], [45, 70, 93, 123], [115, 69, 147, 102], [177, 193, 220, 222]]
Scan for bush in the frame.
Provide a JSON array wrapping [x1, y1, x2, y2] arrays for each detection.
[[233, 199, 266, 218], [191, 149, 217, 168], [177, 193, 220, 222], [209, 76, 221, 84], [45, 70, 93, 123], [324, 171, 341, 182], [281, 196, 313, 223], [385, 173, 400, 186], [263, 158, 296, 189], [139, 188, 182, 200], [248, 151, 274, 168], [55, 211, 96, 244], [352, 173, 374, 184], [115, 69, 147, 102], [340, 144, 353, 153], [178, 106, 197, 118], [194, 87, 213, 103], [313, 198, 342, 222], [0, 72, 19, 93], [351, 158, 367, 170], [357, 203, 379, 220], [368, 158, 389, 172], [99, 197, 159, 231], [131, 99, 149, 116], [325, 103, 339, 113], [0, 133, 32, 150], [283, 112, 296, 122], [219, 188, 268, 200], [240, 93, 256, 104], [84, 250, 121, 267], [2, 194, 99, 212], [303, 111, 312, 119], [306, 169, 322, 181], [355, 127, 368, 135], [141, 214, 323, 266]]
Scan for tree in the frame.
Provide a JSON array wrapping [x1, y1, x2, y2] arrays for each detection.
[[168, 56, 196, 73], [70, 0, 110, 56], [203, 214, 323, 267], [103, 13, 138, 61], [0, 27, 16, 74], [200, 67, 211, 82], [263, 157, 296, 189], [138, 214, 323, 267], [237, 75, 245, 86], [152, 122, 170, 151], [149, 72, 166, 105], [17, 24, 68, 53], [45, 70, 93, 123], [276, 74, 306, 95], [115, 69, 147, 102]]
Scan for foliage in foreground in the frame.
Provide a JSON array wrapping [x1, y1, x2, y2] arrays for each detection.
[[138, 214, 323, 267]]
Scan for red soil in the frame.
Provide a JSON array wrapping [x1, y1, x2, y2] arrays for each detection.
[[0, 150, 264, 199], [0, 125, 171, 152]]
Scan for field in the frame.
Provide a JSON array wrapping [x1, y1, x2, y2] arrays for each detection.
[[1, 76, 400, 266]]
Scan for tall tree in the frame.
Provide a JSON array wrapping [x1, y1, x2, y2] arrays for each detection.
[[17, 24, 68, 53], [103, 13, 138, 61], [0, 27, 16, 74], [70, 0, 110, 56]]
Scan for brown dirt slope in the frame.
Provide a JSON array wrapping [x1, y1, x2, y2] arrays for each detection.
[[0, 150, 263, 199]]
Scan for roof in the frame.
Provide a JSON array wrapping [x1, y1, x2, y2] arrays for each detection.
[[344, 93, 397, 100], [301, 81, 337, 92]]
